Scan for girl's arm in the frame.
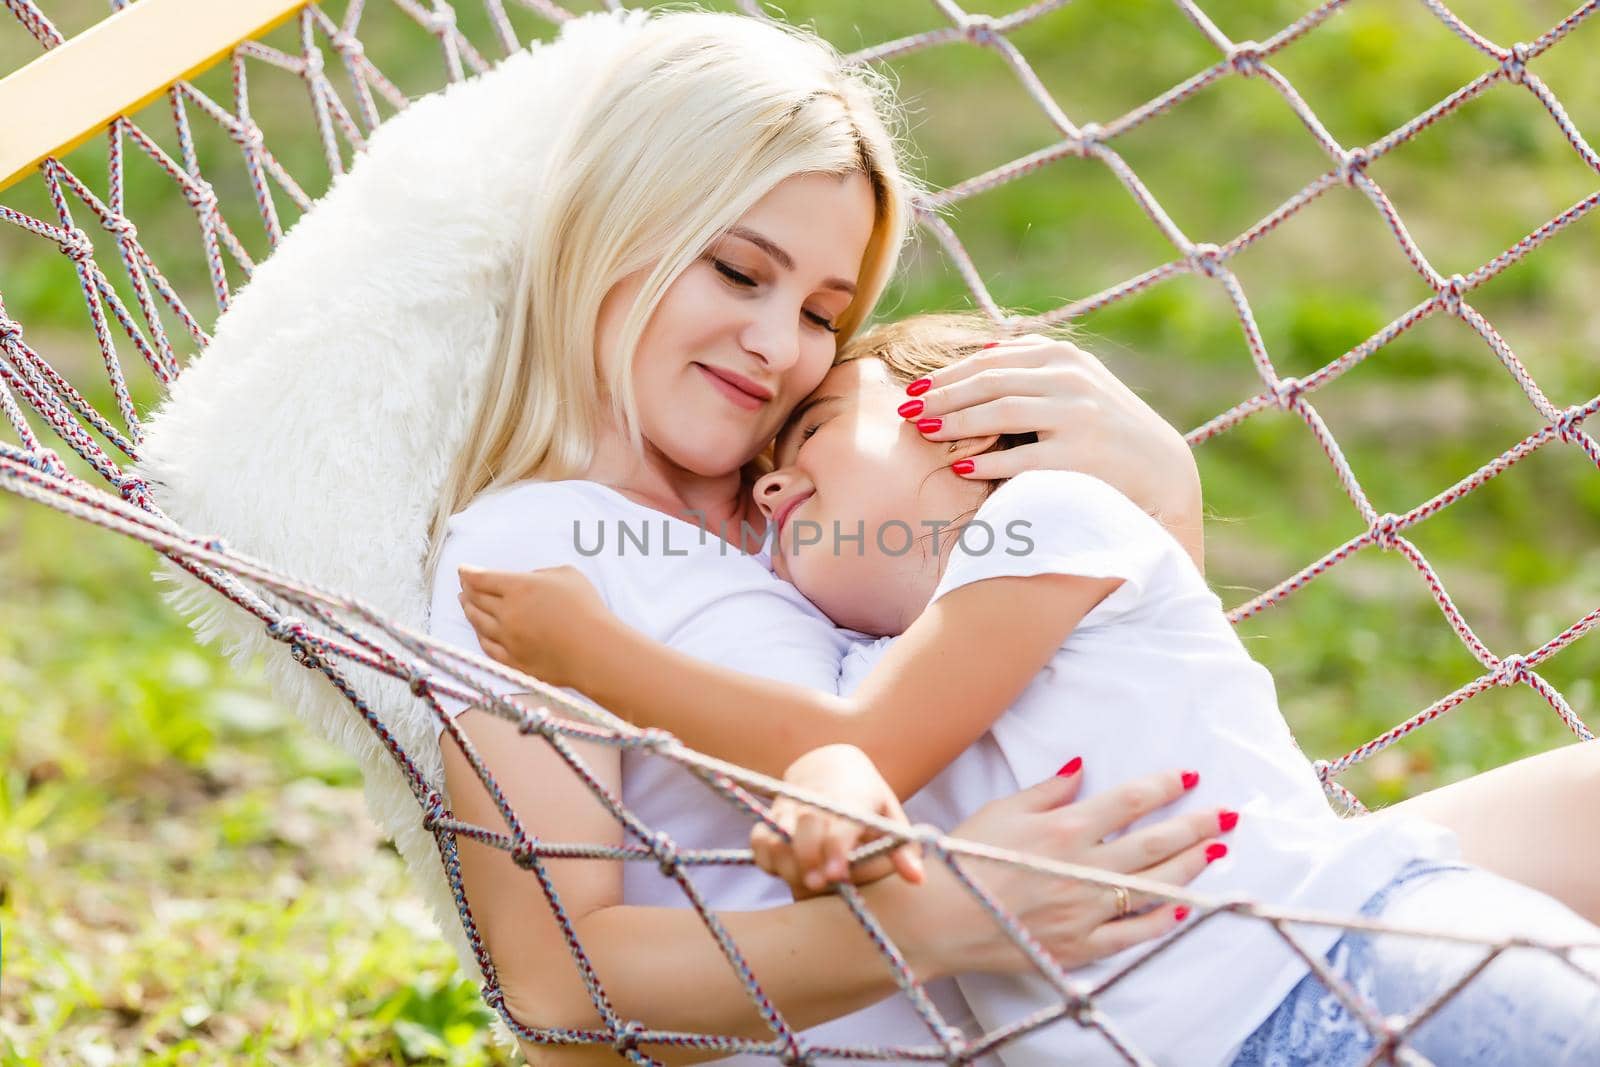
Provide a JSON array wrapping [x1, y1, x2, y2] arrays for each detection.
[[460, 565, 1119, 798], [752, 743, 927, 894]]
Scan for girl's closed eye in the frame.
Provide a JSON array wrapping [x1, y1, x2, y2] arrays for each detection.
[[794, 413, 834, 453], [775, 417, 825, 467]]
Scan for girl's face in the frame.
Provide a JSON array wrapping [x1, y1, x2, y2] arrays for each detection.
[[597, 171, 878, 479], [754, 357, 991, 636]]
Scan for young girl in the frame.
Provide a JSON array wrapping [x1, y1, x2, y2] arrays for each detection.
[[459, 314, 1600, 1065]]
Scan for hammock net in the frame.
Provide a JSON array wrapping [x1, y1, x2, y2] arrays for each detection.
[[2, 0, 1599, 1062]]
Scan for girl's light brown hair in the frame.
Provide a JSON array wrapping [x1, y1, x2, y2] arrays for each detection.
[[835, 312, 1055, 460]]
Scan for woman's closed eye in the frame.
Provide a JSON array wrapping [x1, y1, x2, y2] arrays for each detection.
[[714, 258, 758, 287], [714, 259, 840, 334]]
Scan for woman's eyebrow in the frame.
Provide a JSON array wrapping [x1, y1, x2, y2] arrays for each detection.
[[727, 227, 857, 296]]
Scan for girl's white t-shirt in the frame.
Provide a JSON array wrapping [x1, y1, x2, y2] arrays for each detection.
[[839, 470, 1461, 1067], [427, 479, 985, 1063]]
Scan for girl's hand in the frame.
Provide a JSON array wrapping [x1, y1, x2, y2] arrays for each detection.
[[751, 744, 925, 900], [457, 564, 609, 690], [904, 335, 1204, 567], [889, 765, 1235, 978]]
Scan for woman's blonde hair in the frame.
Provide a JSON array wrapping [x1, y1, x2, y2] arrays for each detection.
[[427, 10, 917, 577]]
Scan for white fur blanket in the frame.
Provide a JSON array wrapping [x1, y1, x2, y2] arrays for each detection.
[[134, 7, 648, 1026]]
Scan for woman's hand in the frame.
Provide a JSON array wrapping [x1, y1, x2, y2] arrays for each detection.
[[904, 334, 1205, 569], [751, 744, 926, 899], [888, 765, 1233, 978], [457, 564, 610, 690]]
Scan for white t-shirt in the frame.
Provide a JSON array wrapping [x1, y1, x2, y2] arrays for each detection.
[[428, 479, 986, 1063], [838, 470, 1460, 1067]]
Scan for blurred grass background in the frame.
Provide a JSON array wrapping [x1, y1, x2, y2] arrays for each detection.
[[1, 0, 1597, 1062]]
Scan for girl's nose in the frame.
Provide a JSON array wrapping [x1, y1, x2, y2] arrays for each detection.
[[752, 469, 791, 519]]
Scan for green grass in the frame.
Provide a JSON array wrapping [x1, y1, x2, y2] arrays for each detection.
[[0, 500, 509, 1065], [2, 0, 1598, 1061]]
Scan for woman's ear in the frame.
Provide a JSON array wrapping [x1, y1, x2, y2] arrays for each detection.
[[945, 434, 1001, 462]]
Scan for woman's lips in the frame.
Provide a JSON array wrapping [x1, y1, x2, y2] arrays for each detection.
[[772, 491, 814, 541], [696, 363, 771, 412]]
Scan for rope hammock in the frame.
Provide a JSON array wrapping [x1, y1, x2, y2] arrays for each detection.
[[3, 0, 1598, 1061]]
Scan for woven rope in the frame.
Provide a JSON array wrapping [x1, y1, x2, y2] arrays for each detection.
[[3, 1, 1599, 1062]]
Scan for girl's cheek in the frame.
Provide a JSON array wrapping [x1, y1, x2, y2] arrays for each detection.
[[792, 545, 841, 592], [813, 438, 853, 488]]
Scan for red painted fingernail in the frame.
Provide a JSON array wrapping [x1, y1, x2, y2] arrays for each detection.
[[1205, 842, 1228, 863], [980, 341, 999, 350], [951, 459, 976, 475], [1056, 756, 1082, 777], [916, 417, 942, 434], [906, 377, 932, 397], [1181, 771, 1200, 790], [1173, 906, 1190, 922], [1218, 810, 1239, 832], [897, 399, 924, 418]]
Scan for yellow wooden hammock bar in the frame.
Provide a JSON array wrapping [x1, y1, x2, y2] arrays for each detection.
[[0, 0, 308, 192]]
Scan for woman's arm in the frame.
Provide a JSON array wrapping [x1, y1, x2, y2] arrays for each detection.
[[442, 702, 946, 1065], [443, 703, 1224, 1062], [461, 566, 1118, 797], [901, 335, 1206, 573]]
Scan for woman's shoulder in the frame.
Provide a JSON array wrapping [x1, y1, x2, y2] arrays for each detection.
[[438, 479, 625, 577], [447, 478, 618, 535]]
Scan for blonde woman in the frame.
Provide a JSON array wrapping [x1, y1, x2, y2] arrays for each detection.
[[426, 9, 1596, 1064]]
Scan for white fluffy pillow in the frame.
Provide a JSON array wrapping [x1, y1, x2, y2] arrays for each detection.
[[134, 8, 648, 1003]]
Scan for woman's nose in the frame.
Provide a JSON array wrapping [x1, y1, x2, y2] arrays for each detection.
[[742, 307, 802, 373]]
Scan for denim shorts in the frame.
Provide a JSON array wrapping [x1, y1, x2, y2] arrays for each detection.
[[1230, 857, 1600, 1066]]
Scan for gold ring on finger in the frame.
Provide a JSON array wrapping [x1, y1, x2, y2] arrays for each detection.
[[1108, 884, 1130, 919]]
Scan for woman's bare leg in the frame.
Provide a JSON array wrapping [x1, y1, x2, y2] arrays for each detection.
[[1366, 740, 1600, 923]]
